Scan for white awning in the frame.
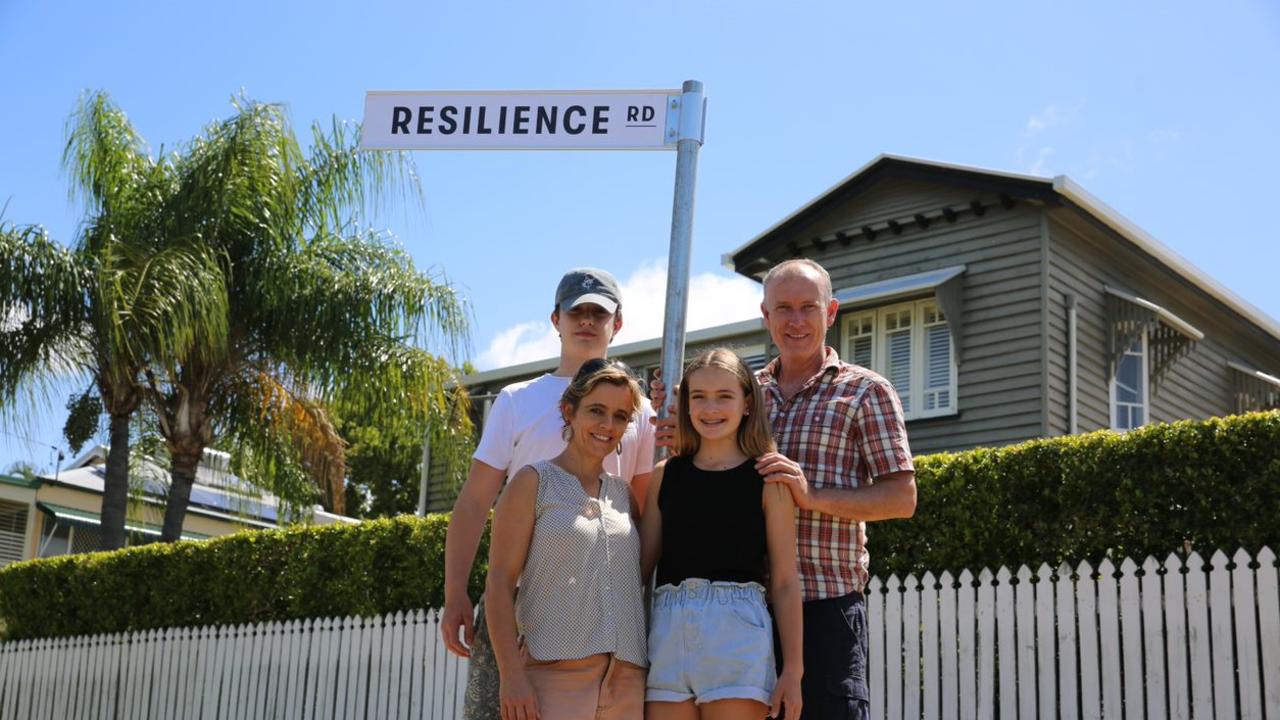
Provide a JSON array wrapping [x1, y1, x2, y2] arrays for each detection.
[[834, 265, 966, 307], [1227, 361, 1280, 413], [1104, 285, 1204, 387], [835, 265, 966, 359]]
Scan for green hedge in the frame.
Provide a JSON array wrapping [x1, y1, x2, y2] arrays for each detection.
[[0, 514, 488, 641], [2, 411, 1276, 640], [872, 410, 1280, 578]]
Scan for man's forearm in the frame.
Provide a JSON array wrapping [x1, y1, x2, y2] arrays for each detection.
[[444, 499, 492, 602], [809, 472, 916, 521]]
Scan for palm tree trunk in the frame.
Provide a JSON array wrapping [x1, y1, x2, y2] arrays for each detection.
[[160, 448, 201, 542], [99, 412, 132, 550]]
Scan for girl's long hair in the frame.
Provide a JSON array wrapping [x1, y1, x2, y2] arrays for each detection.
[[675, 348, 776, 458]]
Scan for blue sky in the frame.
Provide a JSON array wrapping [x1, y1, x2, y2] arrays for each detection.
[[2, 0, 1278, 471]]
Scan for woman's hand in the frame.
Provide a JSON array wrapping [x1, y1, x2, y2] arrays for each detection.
[[770, 666, 803, 719], [500, 669, 540, 720]]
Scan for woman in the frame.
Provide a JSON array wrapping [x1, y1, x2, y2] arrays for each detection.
[[486, 358, 648, 720]]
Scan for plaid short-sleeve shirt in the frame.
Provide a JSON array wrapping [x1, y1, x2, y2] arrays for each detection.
[[758, 347, 914, 600]]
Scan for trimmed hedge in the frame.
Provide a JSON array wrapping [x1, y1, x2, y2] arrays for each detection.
[[873, 410, 1280, 578], [2, 411, 1276, 640], [0, 514, 488, 641]]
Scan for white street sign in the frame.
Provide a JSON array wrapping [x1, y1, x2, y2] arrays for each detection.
[[361, 90, 681, 151]]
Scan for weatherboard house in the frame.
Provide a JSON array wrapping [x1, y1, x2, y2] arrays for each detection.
[[437, 155, 1280, 510], [0, 447, 356, 568]]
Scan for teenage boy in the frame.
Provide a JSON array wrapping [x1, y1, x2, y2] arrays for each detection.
[[441, 268, 656, 720]]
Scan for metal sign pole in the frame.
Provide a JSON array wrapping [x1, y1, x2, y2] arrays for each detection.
[[656, 80, 706, 440]]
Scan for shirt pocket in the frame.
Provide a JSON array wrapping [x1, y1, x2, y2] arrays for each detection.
[[797, 401, 852, 475]]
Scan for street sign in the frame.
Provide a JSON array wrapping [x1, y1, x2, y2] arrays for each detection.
[[363, 82, 706, 468], [361, 90, 685, 151]]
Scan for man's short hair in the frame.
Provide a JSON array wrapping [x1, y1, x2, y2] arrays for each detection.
[[762, 258, 833, 303]]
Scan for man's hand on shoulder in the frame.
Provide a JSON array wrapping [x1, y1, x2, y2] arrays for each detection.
[[757, 452, 816, 511]]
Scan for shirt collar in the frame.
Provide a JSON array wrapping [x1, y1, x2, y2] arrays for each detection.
[[760, 346, 842, 387]]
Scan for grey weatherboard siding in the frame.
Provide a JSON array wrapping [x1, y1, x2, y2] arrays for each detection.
[[725, 155, 1280, 455], [1045, 210, 1279, 433], [752, 175, 1050, 455], [437, 156, 1280, 509]]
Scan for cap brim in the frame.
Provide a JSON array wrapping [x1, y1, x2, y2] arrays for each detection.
[[560, 293, 618, 314]]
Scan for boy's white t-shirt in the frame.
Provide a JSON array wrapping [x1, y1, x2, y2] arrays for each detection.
[[473, 373, 656, 486]]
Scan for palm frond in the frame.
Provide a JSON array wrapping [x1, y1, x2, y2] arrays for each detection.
[[300, 118, 423, 233], [244, 229, 469, 385], [221, 369, 348, 513], [62, 91, 153, 223], [0, 223, 95, 412]]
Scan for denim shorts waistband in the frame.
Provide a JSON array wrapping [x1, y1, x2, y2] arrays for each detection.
[[652, 578, 766, 607]]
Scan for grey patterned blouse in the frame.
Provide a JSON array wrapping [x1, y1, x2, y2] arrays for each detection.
[[515, 460, 647, 667]]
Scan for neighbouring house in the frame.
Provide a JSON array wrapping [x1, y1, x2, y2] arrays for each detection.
[[433, 154, 1280, 511], [0, 446, 356, 568]]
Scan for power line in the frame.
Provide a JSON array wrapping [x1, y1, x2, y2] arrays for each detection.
[[0, 426, 60, 451]]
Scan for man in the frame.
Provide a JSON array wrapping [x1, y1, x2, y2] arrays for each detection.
[[441, 268, 655, 720], [656, 258, 916, 719]]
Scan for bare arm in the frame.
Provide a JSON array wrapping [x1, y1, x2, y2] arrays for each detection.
[[638, 462, 666, 582], [763, 482, 804, 720], [485, 467, 540, 720], [809, 470, 916, 520], [757, 453, 917, 521], [629, 471, 652, 518], [440, 459, 507, 656]]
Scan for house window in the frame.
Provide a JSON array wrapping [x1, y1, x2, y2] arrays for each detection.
[[1111, 336, 1148, 430], [841, 298, 957, 420], [0, 501, 29, 567], [38, 519, 70, 557]]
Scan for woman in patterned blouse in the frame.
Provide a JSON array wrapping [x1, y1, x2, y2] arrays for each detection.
[[486, 359, 649, 720]]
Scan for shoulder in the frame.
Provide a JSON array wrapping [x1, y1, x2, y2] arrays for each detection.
[[499, 373, 562, 399], [635, 395, 656, 420], [830, 362, 896, 401], [498, 464, 542, 506]]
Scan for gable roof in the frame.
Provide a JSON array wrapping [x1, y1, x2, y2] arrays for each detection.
[[724, 154, 1280, 343]]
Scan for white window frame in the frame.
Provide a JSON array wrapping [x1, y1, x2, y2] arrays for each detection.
[[1110, 333, 1149, 431], [841, 297, 958, 421]]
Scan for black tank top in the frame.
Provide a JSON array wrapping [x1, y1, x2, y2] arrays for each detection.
[[655, 454, 767, 587]]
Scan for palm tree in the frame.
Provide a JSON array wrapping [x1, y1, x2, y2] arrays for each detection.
[[131, 98, 470, 539], [0, 93, 227, 549]]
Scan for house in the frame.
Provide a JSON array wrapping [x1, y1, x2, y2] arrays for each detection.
[[0, 446, 356, 568], [432, 155, 1280, 510]]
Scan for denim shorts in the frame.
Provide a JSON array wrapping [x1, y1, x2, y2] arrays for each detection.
[[646, 579, 776, 705]]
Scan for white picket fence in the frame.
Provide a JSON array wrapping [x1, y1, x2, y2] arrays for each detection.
[[0, 609, 468, 719], [867, 547, 1280, 719], [1, 547, 1277, 718]]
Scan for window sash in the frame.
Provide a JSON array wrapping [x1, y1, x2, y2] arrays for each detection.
[[1110, 335, 1149, 431], [842, 298, 957, 420]]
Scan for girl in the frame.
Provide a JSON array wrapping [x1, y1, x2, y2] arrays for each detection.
[[641, 349, 804, 720], [486, 358, 649, 720]]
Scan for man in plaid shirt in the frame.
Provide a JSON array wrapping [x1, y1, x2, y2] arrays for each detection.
[[656, 258, 916, 719], [752, 258, 916, 719]]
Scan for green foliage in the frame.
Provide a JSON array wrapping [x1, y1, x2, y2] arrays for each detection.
[[339, 370, 475, 519], [62, 390, 103, 454], [3, 411, 1275, 640], [872, 411, 1280, 578], [0, 515, 489, 640]]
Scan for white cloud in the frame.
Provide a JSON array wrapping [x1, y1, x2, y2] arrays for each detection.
[[475, 260, 763, 370], [1026, 105, 1063, 134], [1029, 147, 1056, 176]]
